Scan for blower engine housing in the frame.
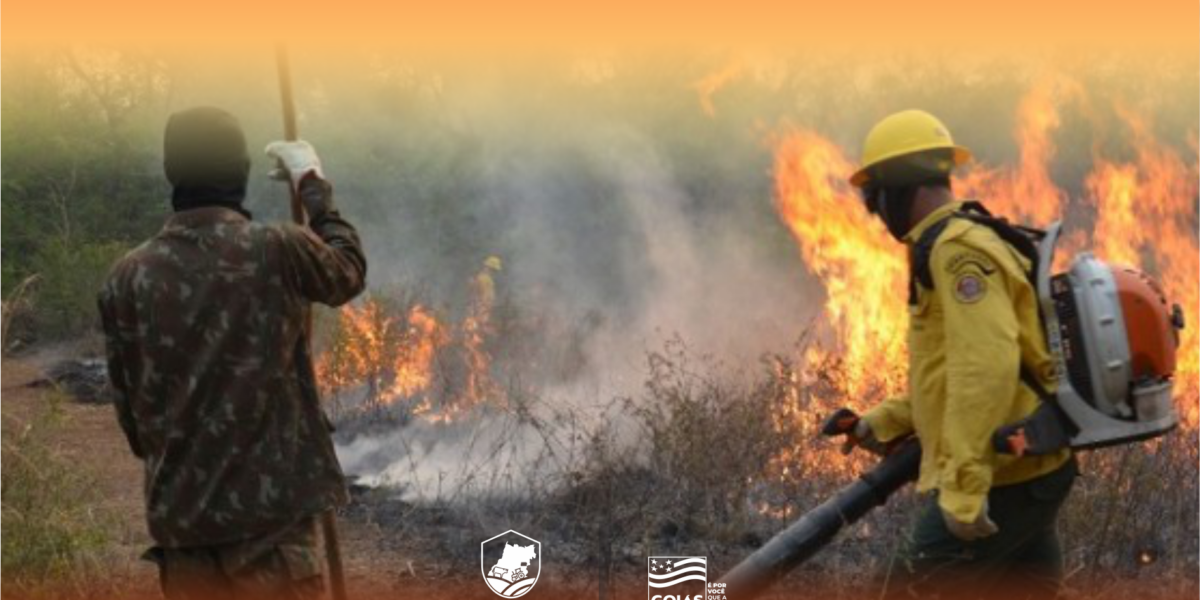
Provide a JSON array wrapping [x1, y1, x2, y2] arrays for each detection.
[[1037, 224, 1183, 449]]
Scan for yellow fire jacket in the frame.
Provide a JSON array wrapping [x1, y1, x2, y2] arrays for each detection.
[[863, 201, 1071, 523]]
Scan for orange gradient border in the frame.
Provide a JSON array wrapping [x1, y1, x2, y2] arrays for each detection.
[[2, 579, 1198, 600], [3, 0, 1198, 53]]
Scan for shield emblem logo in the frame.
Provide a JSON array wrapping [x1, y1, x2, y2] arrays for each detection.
[[481, 530, 541, 598]]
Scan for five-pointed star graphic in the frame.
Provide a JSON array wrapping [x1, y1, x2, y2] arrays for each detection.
[[651, 558, 693, 575]]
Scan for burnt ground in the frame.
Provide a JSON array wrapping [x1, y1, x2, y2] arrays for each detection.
[[4, 354, 1197, 600], [1, 355, 641, 599], [0, 353, 840, 600]]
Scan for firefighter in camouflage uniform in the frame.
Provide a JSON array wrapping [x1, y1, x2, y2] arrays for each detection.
[[99, 106, 367, 600]]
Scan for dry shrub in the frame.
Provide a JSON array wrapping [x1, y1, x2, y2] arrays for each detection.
[[556, 338, 1198, 596], [623, 337, 786, 544], [329, 317, 1195, 597]]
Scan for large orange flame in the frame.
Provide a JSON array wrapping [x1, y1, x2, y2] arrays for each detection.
[[766, 131, 910, 484], [772, 130, 908, 404]]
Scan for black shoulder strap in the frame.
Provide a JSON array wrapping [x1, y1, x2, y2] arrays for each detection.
[[957, 202, 1044, 292], [910, 201, 1044, 296], [911, 217, 953, 293]]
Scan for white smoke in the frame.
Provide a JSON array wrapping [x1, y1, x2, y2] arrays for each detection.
[[263, 59, 822, 501], [333, 117, 815, 502]]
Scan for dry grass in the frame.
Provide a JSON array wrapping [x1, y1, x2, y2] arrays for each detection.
[[1, 392, 116, 599], [335, 327, 1199, 599]]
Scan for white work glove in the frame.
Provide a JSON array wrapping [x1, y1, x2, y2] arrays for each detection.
[[942, 499, 999, 541], [265, 140, 325, 190], [841, 419, 888, 456]]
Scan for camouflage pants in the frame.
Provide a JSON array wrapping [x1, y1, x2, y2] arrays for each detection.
[[145, 517, 326, 600], [884, 458, 1078, 600]]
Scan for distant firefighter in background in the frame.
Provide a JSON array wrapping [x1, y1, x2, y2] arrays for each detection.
[[453, 255, 503, 408], [476, 254, 503, 311]]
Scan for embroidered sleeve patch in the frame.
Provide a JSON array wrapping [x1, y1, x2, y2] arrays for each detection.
[[953, 272, 987, 303], [945, 250, 996, 276]]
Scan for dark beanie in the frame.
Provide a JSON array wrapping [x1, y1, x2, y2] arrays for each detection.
[[163, 107, 251, 214]]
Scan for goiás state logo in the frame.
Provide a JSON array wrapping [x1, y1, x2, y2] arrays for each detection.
[[648, 556, 706, 600], [482, 530, 541, 598]]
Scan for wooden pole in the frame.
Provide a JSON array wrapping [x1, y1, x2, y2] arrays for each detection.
[[275, 44, 350, 600], [275, 45, 305, 224]]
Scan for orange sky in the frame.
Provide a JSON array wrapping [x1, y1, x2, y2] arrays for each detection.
[[3, 0, 1197, 53]]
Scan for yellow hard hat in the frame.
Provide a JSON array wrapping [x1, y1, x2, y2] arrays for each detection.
[[849, 110, 972, 188], [484, 255, 503, 271]]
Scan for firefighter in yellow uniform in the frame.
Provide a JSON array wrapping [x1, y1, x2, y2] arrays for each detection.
[[845, 110, 1075, 600], [474, 255, 503, 313]]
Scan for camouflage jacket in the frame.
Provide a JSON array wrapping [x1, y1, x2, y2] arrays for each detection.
[[98, 181, 366, 547]]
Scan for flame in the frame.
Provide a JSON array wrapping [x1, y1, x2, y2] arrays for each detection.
[[316, 300, 447, 413], [772, 129, 908, 403], [388, 304, 443, 399], [1085, 106, 1199, 425], [956, 76, 1081, 225], [315, 299, 392, 407], [453, 264, 502, 416], [693, 60, 744, 117], [767, 130, 910, 482], [316, 262, 506, 424]]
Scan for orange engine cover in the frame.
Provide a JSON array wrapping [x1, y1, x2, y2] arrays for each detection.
[[1112, 266, 1178, 381]]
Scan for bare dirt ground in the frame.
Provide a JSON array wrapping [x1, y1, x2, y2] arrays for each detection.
[[1, 355, 596, 599], [2, 357, 397, 599], [2, 357, 156, 597]]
